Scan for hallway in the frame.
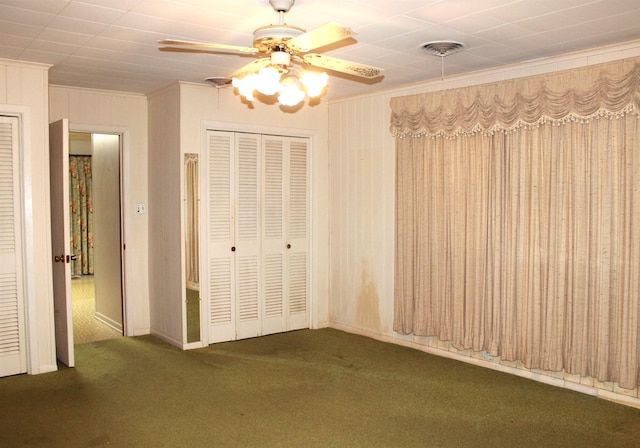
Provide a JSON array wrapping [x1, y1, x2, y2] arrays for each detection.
[[71, 275, 120, 344]]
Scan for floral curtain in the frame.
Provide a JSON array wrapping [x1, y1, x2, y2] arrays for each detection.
[[391, 57, 640, 389], [69, 155, 94, 275]]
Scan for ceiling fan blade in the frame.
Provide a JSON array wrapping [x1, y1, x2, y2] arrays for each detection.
[[227, 58, 272, 79], [286, 23, 354, 53], [158, 39, 258, 55], [159, 47, 232, 56], [301, 54, 383, 79]]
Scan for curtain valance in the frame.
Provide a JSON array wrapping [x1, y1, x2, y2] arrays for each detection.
[[390, 57, 640, 138]]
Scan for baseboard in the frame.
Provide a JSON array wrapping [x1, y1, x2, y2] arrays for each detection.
[[182, 340, 206, 350], [94, 311, 123, 333], [31, 364, 58, 375], [149, 329, 183, 349]]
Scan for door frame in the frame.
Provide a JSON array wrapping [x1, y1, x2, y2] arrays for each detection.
[[70, 124, 130, 336], [200, 120, 320, 345], [50, 119, 74, 367], [0, 105, 40, 374]]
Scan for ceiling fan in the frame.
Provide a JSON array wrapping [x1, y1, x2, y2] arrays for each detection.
[[158, 0, 383, 105]]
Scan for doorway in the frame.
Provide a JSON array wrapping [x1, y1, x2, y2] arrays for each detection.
[[69, 132, 123, 344]]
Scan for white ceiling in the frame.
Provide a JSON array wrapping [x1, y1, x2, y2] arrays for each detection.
[[2, 0, 640, 99]]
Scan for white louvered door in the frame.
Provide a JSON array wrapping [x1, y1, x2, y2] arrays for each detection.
[[205, 130, 309, 343], [0, 116, 27, 377], [286, 138, 310, 330], [206, 132, 235, 343], [234, 134, 260, 340], [262, 136, 286, 335]]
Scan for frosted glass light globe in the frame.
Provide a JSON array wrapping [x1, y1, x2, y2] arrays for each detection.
[[232, 74, 257, 101], [255, 67, 283, 96], [301, 71, 328, 98], [278, 78, 305, 106]]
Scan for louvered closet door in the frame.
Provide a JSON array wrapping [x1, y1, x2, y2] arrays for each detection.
[[261, 136, 286, 335], [206, 131, 236, 343], [286, 138, 310, 330], [261, 136, 310, 334], [0, 116, 27, 377], [205, 130, 309, 343], [234, 134, 261, 340]]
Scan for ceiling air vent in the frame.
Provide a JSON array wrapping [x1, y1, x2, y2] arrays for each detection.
[[204, 77, 232, 88], [420, 41, 466, 57]]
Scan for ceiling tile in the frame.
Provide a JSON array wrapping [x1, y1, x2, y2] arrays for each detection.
[[472, 22, 535, 42], [74, 0, 144, 11], [482, 0, 555, 22], [444, 13, 506, 34], [408, 2, 477, 24], [59, 1, 128, 24], [0, 0, 69, 14], [0, 4, 55, 27], [0, 44, 24, 60], [36, 28, 94, 47], [47, 15, 108, 35], [0, 19, 43, 39], [354, 16, 435, 43]]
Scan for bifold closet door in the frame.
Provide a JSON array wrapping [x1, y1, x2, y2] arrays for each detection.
[[0, 116, 27, 377], [206, 131, 236, 343], [261, 136, 286, 335], [262, 136, 310, 335], [285, 138, 309, 331], [205, 130, 309, 343], [234, 134, 260, 340], [206, 131, 261, 342]]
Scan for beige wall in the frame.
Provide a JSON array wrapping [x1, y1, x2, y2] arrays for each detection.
[[327, 40, 640, 408], [147, 84, 182, 344], [49, 85, 150, 336], [0, 58, 56, 373], [92, 133, 124, 331]]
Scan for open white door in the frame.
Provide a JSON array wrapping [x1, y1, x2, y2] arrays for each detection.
[[49, 119, 74, 367]]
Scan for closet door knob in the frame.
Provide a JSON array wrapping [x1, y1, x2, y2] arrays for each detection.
[[231, 246, 236, 252], [287, 244, 291, 249]]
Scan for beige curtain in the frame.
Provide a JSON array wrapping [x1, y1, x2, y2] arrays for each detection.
[[185, 153, 199, 288], [391, 58, 640, 389]]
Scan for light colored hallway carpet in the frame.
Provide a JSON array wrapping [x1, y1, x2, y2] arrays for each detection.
[[71, 275, 121, 344]]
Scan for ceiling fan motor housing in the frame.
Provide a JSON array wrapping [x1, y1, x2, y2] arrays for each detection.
[[269, 0, 295, 13], [270, 50, 291, 66], [253, 24, 305, 53]]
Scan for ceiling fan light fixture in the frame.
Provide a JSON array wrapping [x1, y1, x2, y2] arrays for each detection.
[[160, 0, 382, 109], [232, 64, 329, 105]]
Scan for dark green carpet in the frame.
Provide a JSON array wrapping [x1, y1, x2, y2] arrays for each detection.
[[1, 328, 639, 447]]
